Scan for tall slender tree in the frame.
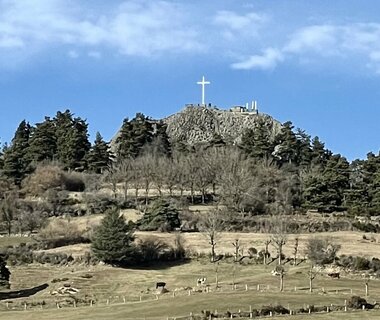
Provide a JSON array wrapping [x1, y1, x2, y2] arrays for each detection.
[[87, 132, 112, 174], [2, 120, 31, 184]]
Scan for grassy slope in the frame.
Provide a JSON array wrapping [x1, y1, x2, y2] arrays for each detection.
[[1, 260, 380, 319]]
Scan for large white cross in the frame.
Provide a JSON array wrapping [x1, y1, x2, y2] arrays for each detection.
[[197, 76, 210, 105]]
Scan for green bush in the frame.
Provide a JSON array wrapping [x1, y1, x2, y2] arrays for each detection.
[[137, 199, 180, 232]]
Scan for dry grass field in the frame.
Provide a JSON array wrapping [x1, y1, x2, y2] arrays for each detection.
[[1, 203, 380, 319], [1, 257, 380, 319]]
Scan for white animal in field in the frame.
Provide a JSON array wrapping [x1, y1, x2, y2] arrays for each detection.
[[197, 277, 207, 286]]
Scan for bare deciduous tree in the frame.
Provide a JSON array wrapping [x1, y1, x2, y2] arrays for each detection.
[[308, 265, 318, 292], [232, 239, 241, 262], [199, 209, 225, 262], [293, 237, 299, 266], [271, 216, 288, 265]]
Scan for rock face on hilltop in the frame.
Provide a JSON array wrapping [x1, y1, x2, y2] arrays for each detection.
[[110, 106, 282, 151], [163, 106, 282, 145]]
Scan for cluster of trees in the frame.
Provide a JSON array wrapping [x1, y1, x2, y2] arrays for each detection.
[[0, 110, 111, 185], [1, 110, 380, 217]]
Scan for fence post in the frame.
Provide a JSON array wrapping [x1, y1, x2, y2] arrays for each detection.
[[245, 284, 248, 291], [257, 284, 260, 291]]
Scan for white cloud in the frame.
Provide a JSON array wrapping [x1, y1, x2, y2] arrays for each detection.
[[0, 0, 203, 61], [214, 10, 266, 30], [284, 25, 339, 55], [231, 48, 284, 70], [213, 10, 268, 41], [231, 23, 380, 73]]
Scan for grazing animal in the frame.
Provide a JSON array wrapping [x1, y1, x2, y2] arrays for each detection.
[[327, 272, 340, 279], [197, 277, 207, 286], [156, 282, 166, 289]]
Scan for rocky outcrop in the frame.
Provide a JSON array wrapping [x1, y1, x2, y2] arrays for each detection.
[[111, 105, 282, 149], [163, 106, 282, 145]]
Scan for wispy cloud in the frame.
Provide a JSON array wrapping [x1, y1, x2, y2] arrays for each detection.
[[1, 1, 380, 76], [0, 0, 203, 61], [231, 23, 380, 73], [231, 48, 283, 70]]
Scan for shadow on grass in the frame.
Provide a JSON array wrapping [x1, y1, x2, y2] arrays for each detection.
[[119, 258, 192, 270], [0, 283, 49, 301]]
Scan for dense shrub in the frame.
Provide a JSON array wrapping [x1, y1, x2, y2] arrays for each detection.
[[306, 238, 340, 266], [137, 199, 180, 232], [22, 163, 64, 196], [347, 296, 367, 309], [338, 255, 377, 271], [5, 244, 34, 265], [62, 172, 86, 192], [352, 222, 379, 233], [38, 219, 89, 249]]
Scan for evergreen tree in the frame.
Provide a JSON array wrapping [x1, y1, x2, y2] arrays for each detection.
[[2, 120, 31, 185], [345, 159, 370, 214], [54, 110, 90, 170], [311, 136, 331, 166], [92, 209, 135, 265], [151, 121, 172, 156], [240, 117, 273, 159], [295, 129, 313, 168], [361, 152, 380, 214], [116, 113, 153, 160], [87, 132, 112, 174], [303, 154, 350, 211], [26, 117, 57, 163], [272, 121, 299, 166]]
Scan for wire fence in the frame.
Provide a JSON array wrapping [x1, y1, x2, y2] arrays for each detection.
[[0, 281, 377, 319]]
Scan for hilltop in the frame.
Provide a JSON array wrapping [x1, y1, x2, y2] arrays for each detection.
[[111, 105, 282, 148], [163, 105, 282, 145]]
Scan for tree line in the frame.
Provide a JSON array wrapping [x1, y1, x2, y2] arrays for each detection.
[[0, 110, 380, 215]]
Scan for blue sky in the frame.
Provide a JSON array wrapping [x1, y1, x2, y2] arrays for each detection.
[[1, 0, 380, 161]]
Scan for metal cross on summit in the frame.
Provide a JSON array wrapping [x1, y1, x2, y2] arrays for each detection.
[[197, 76, 210, 105]]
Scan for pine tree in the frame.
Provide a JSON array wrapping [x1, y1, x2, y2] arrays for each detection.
[[87, 132, 112, 174], [54, 110, 90, 170], [2, 120, 31, 185], [311, 136, 331, 166], [116, 113, 153, 160], [26, 117, 57, 163], [272, 121, 299, 166], [303, 154, 350, 211], [240, 117, 273, 159], [91, 209, 135, 265], [295, 129, 312, 168]]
